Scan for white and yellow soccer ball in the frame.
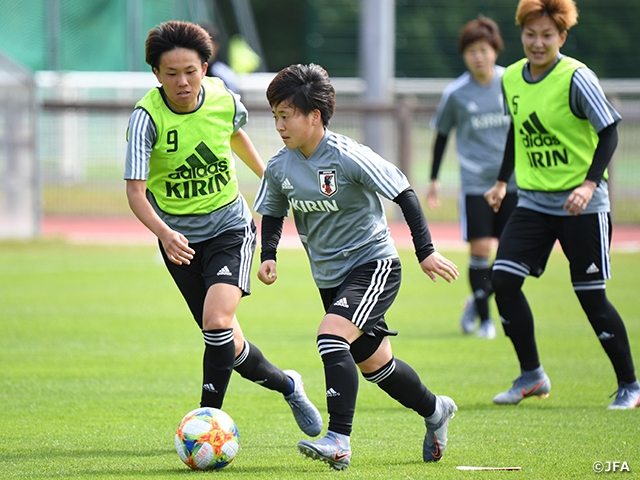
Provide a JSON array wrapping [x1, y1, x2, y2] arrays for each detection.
[[174, 407, 239, 470]]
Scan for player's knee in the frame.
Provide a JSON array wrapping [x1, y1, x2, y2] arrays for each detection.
[[358, 346, 393, 376], [492, 269, 523, 296]]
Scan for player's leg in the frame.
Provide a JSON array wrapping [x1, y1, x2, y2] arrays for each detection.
[[159, 238, 229, 408], [298, 259, 399, 469], [469, 238, 495, 338], [187, 226, 259, 409], [298, 313, 358, 470], [205, 225, 321, 432], [194, 225, 284, 409], [491, 208, 554, 404], [200, 282, 243, 408], [475, 191, 518, 339], [560, 212, 639, 409], [459, 194, 480, 334], [356, 336, 456, 462]]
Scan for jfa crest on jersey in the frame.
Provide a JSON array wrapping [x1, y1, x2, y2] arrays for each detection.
[[318, 170, 338, 197]]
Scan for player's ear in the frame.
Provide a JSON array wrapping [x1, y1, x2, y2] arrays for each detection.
[[558, 29, 568, 48]]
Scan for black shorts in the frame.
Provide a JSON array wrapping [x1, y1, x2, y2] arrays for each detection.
[[160, 223, 256, 327], [319, 258, 401, 363], [494, 208, 612, 288], [461, 192, 517, 242]]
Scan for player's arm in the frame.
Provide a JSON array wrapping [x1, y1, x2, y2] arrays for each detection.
[[564, 68, 620, 215], [126, 180, 194, 265], [565, 125, 618, 215], [125, 108, 193, 265], [484, 122, 514, 212], [427, 133, 448, 209], [230, 128, 265, 178], [393, 188, 458, 283], [257, 214, 285, 285]]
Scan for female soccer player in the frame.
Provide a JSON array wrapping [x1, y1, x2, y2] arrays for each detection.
[[254, 63, 459, 470], [484, 0, 639, 409], [124, 21, 322, 435], [428, 16, 516, 339]]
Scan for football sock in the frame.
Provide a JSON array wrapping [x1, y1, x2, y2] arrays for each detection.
[[233, 340, 293, 395], [201, 328, 235, 408], [492, 270, 540, 370], [469, 255, 492, 321], [363, 357, 437, 417], [576, 289, 637, 384], [317, 334, 358, 437]]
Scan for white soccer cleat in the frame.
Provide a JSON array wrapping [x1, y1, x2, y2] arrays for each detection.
[[476, 319, 496, 339], [298, 430, 351, 470], [283, 370, 323, 436], [493, 372, 551, 405], [460, 295, 478, 334], [607, 380, 640, 410], [423, 395, 457, 462]]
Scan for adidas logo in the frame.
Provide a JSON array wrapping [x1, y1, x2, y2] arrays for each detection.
[[165, 141, 232, 199], [333, 297, 349, 308], [598, 331, 615, 341], [203, 383, 218, 393], [326, 388, 341, 397], [281, 178, 294, 190], [466, 101, 479, 112], [518, 112, 568, 169], [586, 263, 600, 274], [217, 266, 232, 276]]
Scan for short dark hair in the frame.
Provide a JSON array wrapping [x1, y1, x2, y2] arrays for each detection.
[[145, 20, 213, 70], [458, 15, 504, 54], [266, 64, 336, 127]]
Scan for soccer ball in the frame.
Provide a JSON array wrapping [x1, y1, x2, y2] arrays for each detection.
[[174, 407, 239, 470]]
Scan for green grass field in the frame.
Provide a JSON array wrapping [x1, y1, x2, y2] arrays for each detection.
[[1, 241, 638, 479]]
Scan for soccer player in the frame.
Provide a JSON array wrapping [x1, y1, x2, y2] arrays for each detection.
[[254, 63, 459, 470], [484, 0, 639, 409], [124, 21, 322, 435], [428, 16, 517, 340]]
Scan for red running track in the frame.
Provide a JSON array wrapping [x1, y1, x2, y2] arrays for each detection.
[[41, 215, 640, 252]]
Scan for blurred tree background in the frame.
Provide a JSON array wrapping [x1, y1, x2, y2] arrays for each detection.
[[0, 0, 636, 77], [251, 0, 639, 78]]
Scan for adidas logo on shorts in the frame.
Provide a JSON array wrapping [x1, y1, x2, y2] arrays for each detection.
[[333, 297, 349, 308], [217, 266, 232, 276], [586, 263, 600, 274]]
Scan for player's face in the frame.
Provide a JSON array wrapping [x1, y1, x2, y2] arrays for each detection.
[[272, 102, 324, 158], [521, 15, 567, 79], [462, 40, 498, 84], [153, 48, 207, 113]]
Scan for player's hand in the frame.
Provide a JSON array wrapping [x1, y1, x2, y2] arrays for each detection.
[[257, 260, 278, 285], [484, 181, 507, 213], [161, 231, 194, 265], [564, 180, 597, 216], [419, 251, 458, 283], [427, 180, 440, 209]]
